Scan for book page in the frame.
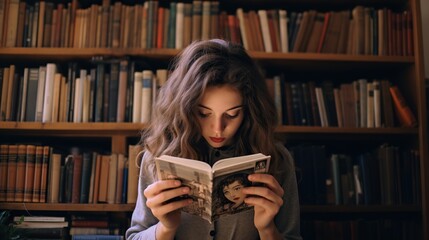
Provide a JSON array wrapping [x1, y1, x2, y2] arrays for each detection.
[[155, 155, 213, 222], [212, 153, 270, 177]]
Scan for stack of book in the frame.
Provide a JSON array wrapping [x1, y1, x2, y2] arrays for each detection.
[[14, 216, 68, 240]]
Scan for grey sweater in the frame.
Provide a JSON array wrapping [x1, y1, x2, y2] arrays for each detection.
[[126, 143, 302, 240]]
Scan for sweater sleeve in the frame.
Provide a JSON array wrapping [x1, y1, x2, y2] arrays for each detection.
[[126, 155, 159, 240], [274, 143, 303, 240]]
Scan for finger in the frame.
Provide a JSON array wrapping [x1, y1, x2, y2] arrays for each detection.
[[144, 179, 182, 198], [146, 186, 190, 208], [244, 197, 280, 215], [248, 174, 284, 197], [243, 186, 283, 206], [151, 198, 193, 217]]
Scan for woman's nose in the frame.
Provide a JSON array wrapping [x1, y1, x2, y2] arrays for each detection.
[[212, 117, 225, 134]]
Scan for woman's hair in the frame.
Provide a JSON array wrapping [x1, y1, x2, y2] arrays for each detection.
[[141, 39, 282, 180]]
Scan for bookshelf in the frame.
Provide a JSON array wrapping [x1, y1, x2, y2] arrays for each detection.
[[0, 0, 427, 239]]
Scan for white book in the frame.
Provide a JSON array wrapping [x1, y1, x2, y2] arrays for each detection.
[[175, 2, 184, 49], [373, 80, 381, 128], [155, 153, 270, 223], [141, 70, 153, 124], [19, 68, 29, 122], [132, 72, 143, 123], [35, 66, 47, 122], [42, 63, 56, 123], [258, 10, 272, 53], [279, 9, 289, 53], [13, 216, 65, 222], [15, 221, 68, 228], [73, 69, 87, 122], [236, 8, 248, 50]]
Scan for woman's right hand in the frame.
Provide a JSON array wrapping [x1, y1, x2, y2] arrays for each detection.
[[144, 179, 192, 235]]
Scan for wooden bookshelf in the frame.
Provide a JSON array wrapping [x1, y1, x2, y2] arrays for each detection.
[[0, 203, 135, 212], [0, 0, 427, 239]]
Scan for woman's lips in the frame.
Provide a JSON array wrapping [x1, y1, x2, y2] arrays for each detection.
[[210, 137, 225, 143]]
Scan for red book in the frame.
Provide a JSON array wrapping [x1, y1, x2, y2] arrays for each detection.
[[316, 12, 330, 53], [0, 145, 9, 201], [389, 86, 417, 127], [6, 145, 18, 202]]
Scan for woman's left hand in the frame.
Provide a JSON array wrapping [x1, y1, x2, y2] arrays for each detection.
[[242, 173, 284, 235]]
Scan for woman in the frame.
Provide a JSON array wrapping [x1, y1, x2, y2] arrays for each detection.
[[126, 39, 302, 240]]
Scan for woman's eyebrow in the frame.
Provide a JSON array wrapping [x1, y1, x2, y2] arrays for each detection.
[[197, 104, 243, 111]]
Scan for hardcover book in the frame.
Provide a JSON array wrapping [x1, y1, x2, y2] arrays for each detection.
[[155, 153, 270, 223]]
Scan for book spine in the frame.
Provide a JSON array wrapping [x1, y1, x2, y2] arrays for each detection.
[[141, 70, 153, 124], [389, 85, 417, 127], [14, 144, 27, 202]]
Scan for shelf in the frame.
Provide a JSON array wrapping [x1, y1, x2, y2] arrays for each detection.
[[0, 47, 414, 60], [301, 205, 421, 214], [0, 122, 147, 137], [0, 203, 136, 212], [0, 122, 418, 136]]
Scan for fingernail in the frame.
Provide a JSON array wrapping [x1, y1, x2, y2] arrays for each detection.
[[175, 180, 181, 186]]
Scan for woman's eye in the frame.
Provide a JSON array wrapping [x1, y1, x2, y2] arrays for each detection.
[[224, 112, 240, 119], [198, 112, 210, 118]]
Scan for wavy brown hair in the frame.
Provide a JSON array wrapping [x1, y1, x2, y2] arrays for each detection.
[[141, 39, 283, 180]]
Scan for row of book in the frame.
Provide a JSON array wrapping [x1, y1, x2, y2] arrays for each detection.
[[0, 62, 168, 123], [13, 215, 124, 240], [290, 144, 421, 206], [267, 76, 417, 127], [301, 218, 421, 240], [0, 144, 143, 204], [0, 0, 413, 56], [0, 62, 417, 127]]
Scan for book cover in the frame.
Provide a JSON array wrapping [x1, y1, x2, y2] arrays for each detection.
[[155, 153, 270, 223]]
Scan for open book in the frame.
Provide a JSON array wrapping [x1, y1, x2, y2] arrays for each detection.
[[155, 153, 270, 223]]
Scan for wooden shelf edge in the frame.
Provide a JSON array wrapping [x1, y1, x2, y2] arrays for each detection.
[[275, 126, 419, 134], [0, 122, 418, 135], [0, 203, 136, 212], [301, 205, 421, 213], [0, 48, 414, 63], [0, 122, 147, 130]]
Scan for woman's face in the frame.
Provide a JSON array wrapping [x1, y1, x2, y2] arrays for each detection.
[[196, 85, 244, 148], [223, 180, 246, 206]]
